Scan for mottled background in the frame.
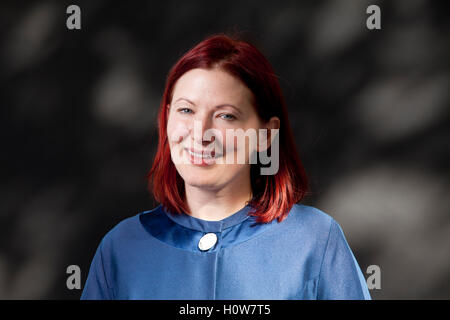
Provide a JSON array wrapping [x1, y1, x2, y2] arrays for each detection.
[[0, 0, 449, 299]]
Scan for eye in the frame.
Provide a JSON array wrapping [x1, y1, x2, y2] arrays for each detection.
[[177, 107, 193, 114], [219, 113, 236, 121]]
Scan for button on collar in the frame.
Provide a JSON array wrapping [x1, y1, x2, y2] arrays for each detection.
[[198, 233, 218, 251]]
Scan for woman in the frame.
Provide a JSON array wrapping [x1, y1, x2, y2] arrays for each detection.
[[81, 33, 371, 300]]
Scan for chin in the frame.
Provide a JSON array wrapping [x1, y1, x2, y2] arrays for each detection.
[[181, 172, 222, 187], [184, 179, 219, 189]]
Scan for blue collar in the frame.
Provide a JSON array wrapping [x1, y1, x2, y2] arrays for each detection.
[[162, 203, 254, 233]]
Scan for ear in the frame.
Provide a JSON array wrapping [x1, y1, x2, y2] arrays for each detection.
[[257, 117, 280, 152]]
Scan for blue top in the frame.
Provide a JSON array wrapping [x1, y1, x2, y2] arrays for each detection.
[[80, 203, 371, 300]]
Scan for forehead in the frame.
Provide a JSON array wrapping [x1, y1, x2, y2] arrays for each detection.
[[171, 68, 254, 105]]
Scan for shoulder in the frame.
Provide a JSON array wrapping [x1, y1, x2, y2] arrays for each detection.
[[286, 204, 357, 256], [277, 203, 343, 249], [285, 203, 336, 232], [98, 205, 163, 251]]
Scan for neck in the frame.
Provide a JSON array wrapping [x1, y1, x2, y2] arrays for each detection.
[[184, 179, 253, 221]]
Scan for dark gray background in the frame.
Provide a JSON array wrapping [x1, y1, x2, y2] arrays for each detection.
[[1, 0, 449, 299]]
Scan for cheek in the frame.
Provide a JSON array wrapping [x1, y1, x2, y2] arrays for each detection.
[[222, 128, 260, 154], [167, 118, 190, 144], [221, 130, 238, 154]]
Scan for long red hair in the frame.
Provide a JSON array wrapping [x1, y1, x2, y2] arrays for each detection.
[[147, 33, 309, 224]]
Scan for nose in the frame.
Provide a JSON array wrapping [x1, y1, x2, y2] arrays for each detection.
[[190, 113, 215, 146]]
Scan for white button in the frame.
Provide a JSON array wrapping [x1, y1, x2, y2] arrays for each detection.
[[198, 233, 218, 251]]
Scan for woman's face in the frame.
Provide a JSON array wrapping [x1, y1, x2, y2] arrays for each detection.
[[166, 67, 267, 191]]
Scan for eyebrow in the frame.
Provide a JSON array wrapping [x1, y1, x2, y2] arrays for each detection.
[[173, 97, 243, 115]]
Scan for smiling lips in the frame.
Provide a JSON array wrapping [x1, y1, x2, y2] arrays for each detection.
[[183, 147, 223, 166], [185, 148, 222, 159]]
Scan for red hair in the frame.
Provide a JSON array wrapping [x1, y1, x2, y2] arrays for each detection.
[[147, 33, 309, 224]]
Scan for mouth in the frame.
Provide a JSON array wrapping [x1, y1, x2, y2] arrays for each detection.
[[184, 148, 223, 166], [184, 148, 223, 159]]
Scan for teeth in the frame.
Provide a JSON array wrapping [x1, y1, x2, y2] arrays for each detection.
[[186, 149, 220, 159], [187, 149, 212, 158]]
